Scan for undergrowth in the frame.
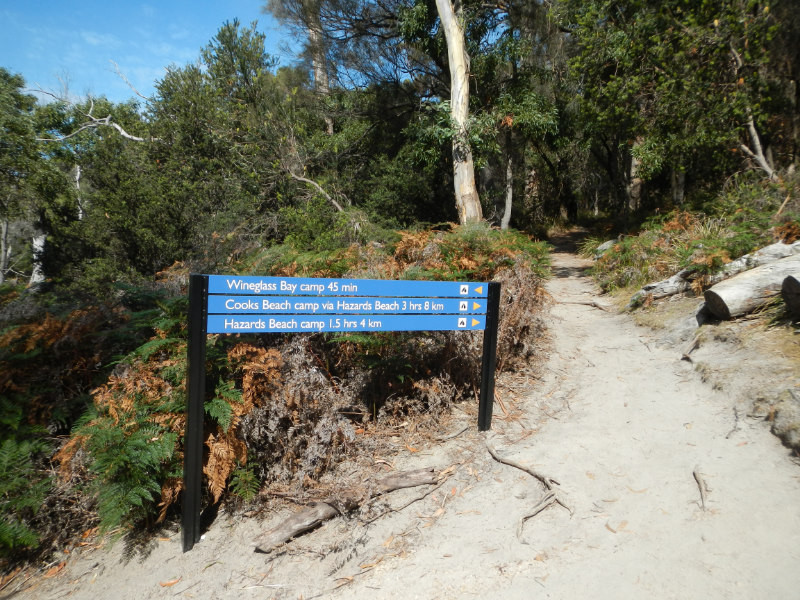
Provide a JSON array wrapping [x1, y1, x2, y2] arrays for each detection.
[[585, 177, 800, 294], [0, 223, 550, 569]]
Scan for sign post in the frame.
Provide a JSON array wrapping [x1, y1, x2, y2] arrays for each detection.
[[182, 275, 500, 552]]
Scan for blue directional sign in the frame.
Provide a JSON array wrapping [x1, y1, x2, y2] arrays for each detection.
[[207, 295, 488, 315], [207, 275, 488, 298], [185, 273, 502, 551], [207, 314, 487, 333]]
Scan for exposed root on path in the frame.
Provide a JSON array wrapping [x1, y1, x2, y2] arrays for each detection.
[[556, 299, 612, 312], [486, 441, 573, 540]]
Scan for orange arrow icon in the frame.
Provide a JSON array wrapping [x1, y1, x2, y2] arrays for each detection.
[[473, 302, 481, 310], [474, 286, 483, 295], [472, 318, 480, 327]]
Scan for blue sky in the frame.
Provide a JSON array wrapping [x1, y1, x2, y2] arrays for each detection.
[[1, 1, 298, 104]]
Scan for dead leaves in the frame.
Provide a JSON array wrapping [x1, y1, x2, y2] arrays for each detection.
[[205, 429, 248, 503], [604, 520, 629, 534], [43, 562, 66, 579]]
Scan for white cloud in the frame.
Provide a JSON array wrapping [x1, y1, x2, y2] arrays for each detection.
[[80, 30, 121, 48], [169, 25, 191, 41]]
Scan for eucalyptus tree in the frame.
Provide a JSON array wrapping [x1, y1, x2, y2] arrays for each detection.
[[264, 0, 487, 223]]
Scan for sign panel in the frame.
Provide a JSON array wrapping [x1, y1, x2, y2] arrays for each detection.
[[207, 314, 486, 333], [207, 295, 488, 315], [183, 274, 501, 553], [208, 275, 487, 298]]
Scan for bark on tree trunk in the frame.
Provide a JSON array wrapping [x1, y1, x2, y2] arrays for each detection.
[[306, 2, 334, 136], [74, 164, 84, 220], [435, 0, 483, 224], [703, 255, 800, 319], [627, 139, 643, 213], [670, 167, 685, 207], [29, 231, 45, 286], [0, 218, 9, 284], [501, 132, 513, 230]]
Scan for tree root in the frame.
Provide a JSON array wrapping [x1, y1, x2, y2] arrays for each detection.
[[557, 300, 611, 312], [486, 441, 573, 540], [254, 467, 439, 554]]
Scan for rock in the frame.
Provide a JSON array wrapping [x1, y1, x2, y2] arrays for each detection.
[[770, 389, 800, 451], [594, 239, 617, 259]]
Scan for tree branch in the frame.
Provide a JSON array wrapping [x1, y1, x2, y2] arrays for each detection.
[[32, 89, 157, 143], [110, 60, 151, 101], [289, 172, 345, 212]]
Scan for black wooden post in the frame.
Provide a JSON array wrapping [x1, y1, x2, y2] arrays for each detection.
[[183, 274, 207, 552], [478, 282, 501, 431]]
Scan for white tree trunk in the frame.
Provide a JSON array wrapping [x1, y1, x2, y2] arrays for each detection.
[[670, 167, 685, 206], [29, 232, 46, 285], [74, 164, 84, 220], [435, 0, 483, 224], [501, 153, 513, 230], [0, 218, 9, 284], [627, 139, 643, 212], [308, 22, 334, 136]]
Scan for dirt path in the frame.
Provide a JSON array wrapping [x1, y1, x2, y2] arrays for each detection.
[[23, 242, 800, 599]]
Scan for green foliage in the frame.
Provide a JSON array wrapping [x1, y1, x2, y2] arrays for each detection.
[[593, 176, 797, 292], [280, 198, 361, 253], [229, 463, 259, 502], [400, 223, 551, 281], [207, 380, 242, 432], [559, 0, 779, 210], [592, 230, 670, 292], [80, 409, 178, 532], [0, 437, 51, 555]]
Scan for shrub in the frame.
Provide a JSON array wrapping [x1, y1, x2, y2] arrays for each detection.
[[0, 437, 51, 556]]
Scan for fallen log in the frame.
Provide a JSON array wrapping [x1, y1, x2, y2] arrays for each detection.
[[783, 275, 800, 319], [629, 241, 800, 307], [254, 467, 439, 553], [703, 254, 800, 319], [630, 269, 693, 306]]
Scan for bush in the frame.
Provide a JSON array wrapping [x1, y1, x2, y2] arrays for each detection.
[[26, 224, 551, 548], [0, 437, 51, 556], [591, 174, 800, 294]]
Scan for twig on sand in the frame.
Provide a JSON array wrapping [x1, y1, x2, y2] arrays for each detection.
[[360, 479, 447, 525], [436, 425, 470, 442], [693, 466, 710, 511], [253, 468, 439, 553], [725, 407, 742, 439]]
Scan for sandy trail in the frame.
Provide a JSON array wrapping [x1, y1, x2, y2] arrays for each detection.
[[25, 241, 800, 600]]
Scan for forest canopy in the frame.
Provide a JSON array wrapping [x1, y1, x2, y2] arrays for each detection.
[[0, 1, 797, 290]]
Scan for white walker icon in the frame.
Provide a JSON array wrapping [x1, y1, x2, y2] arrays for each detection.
[[459, 301, 468, 311], [458, 317, 467, 328], [460, 284, 469, 295]]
